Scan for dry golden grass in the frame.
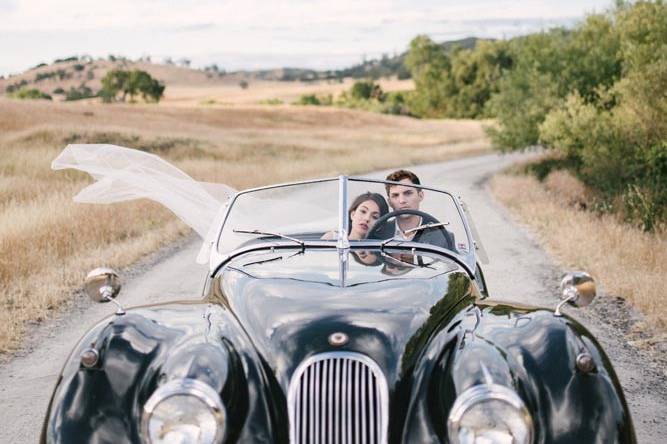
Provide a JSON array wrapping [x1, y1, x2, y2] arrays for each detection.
[[0, 97, 489, 352], [490, 172, 667, 336], [163, 78, 414, 107]]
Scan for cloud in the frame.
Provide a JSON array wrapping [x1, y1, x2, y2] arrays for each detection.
[[0, 0, 612, 75], [172, 23, 216, 33], [0, 0, 17, 12]]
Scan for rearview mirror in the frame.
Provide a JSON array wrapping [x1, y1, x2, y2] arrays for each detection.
[[555, 271, 596, 316], [84, 268, 124, 314]]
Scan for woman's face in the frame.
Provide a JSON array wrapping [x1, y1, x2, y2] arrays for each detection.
[[349, 199, 382, 239], [355, 250, 379, 265]]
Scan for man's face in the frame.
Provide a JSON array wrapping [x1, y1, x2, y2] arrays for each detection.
[[387, 179, 424, 214]]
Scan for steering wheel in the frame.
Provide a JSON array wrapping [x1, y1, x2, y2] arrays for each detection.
[[366, 209, 455, 250]]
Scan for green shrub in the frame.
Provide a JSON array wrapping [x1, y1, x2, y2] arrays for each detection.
[[381, 91, 413, 116], [258, 98, 284, 105], [5, 79, 28, 93], [54, 56, 78, 63], [10, 88, 52, 100], [295, 94, 321, 105], [350, 80, 383, 100], [65, 84, 96, 101]]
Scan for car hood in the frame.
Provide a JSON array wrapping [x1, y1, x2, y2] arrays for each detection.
[[213, 248, 472, 390]]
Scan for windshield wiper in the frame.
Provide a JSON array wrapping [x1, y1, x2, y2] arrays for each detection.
[[241, 249, 305, 268], [380, 221, 450, 250], [233, 228, 305, 251]]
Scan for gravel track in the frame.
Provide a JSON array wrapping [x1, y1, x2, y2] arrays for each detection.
[[1, 152, 664, 443]]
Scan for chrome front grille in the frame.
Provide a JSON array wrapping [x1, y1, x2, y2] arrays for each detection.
[[288, 352, 388, 444]]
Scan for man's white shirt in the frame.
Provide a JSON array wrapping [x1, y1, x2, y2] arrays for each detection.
[[394, 216, 422, 240]]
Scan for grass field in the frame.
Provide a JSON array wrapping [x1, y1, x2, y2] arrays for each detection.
[[490, 168, 667, 341], [0, 97, 490, 352], [162, 77, 414, 106]]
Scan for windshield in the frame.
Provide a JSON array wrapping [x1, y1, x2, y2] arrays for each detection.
[[215, 177, 475, 269]]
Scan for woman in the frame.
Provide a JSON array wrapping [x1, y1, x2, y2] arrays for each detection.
[[322, 192, 389, 240]]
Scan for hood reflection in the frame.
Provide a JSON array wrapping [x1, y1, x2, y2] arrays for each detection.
[[216, 249, 469, 389]]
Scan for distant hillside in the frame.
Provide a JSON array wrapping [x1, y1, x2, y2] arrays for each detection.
[[0, 37, 483, 99], [334, 37, 481, 80], [234, 37, 483, 82], [0, 56, 246, 101]]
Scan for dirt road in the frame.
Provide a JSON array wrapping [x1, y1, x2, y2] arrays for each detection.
[[1, 153, 665, 443]]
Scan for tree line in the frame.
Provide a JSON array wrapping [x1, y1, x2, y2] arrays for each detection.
[[404, 1, 666, 231]]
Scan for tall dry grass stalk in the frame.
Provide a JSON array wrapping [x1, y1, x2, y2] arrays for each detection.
[[490, 172, 667, 336], [0, 98, 490, 352]]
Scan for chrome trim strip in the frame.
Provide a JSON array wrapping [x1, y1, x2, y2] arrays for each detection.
[[337, 176, 350, 249], [210, 241, 474, 279], [355, 361, 361, 443], [288, 352, 389, 444], [334, 359, 340, 444], [315, 359, 321, 442], [326, 359, 333, 443], [309, 365, 315, 443], [360, 362, 366, 444], [235, 176, 339, 196], [338, 175, 350, 287], [348, 176, 456, 195]]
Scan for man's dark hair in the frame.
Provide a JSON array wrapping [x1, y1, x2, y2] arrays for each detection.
[[385, 169, 420, 195]]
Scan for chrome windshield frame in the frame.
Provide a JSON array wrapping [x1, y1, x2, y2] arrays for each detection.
[[337, 176, 350, 250], [209, 176, 477, 273]]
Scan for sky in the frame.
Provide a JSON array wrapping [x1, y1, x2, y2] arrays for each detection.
[[0, 0, 614, 76]]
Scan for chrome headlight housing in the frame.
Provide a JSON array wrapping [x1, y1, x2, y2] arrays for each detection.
[[447, 384, 533, 444], [142, 378, 226, 444]]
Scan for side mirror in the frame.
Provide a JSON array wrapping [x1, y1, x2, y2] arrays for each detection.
[[555, 271, 596, 316], [84, 268, 124, 315]]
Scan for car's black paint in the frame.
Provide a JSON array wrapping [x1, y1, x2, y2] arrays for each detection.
[[42, 247, 635, 443]]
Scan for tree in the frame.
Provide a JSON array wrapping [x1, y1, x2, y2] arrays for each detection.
[[538, 1, 667, 230], [404, 35, 451, 117], [446, 40, 513, 118], [100, 69, 165, 103], [485, 29, 571, 148]]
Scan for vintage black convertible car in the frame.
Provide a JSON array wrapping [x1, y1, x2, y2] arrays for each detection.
[[41, 175, 636, 443]]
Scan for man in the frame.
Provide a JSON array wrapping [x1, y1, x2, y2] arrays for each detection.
[[383, 169, 455, 250], [385, 169, 424, 241]]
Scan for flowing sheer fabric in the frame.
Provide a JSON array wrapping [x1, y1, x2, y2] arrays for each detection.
[[52, 144, 236, 263]]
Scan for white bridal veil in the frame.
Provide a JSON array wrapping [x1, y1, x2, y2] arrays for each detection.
[[52, 144, 236, 264]]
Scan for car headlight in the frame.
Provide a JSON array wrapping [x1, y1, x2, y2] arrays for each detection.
[[142, 378, 226, 444], [447, 384, 533, 444]]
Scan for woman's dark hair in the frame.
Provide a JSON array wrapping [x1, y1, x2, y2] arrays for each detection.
[[348, 192, 389, 233], [351, 251, 382, 266]]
